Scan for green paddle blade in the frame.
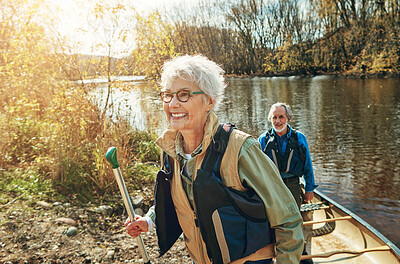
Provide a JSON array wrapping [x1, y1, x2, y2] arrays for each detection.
[[106, 147, 120, 169]]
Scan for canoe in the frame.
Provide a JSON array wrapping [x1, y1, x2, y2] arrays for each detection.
[[300, 189, 400, 263]]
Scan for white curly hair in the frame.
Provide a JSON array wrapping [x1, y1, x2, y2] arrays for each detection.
[[160, 54, 226, 111]]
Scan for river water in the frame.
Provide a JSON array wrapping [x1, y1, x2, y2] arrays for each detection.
[[99, 75, 400, 248]]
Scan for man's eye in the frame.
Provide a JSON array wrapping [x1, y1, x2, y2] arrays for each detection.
[[180, 92, 189, 97]]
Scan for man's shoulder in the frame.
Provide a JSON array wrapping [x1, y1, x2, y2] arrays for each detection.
[[292, 129, 306, 138], [259, 129, 273, 139], [289, 126, 304, 136], [258, 130, 268, 139], [291, 128, 309, 147]]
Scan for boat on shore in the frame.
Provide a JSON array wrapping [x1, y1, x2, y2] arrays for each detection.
[[300, 189, 400, 263]]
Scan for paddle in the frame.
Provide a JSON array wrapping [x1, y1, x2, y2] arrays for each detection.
[[106, 146, 151, 264]]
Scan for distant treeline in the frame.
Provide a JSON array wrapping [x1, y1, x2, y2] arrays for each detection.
[[133, 0, 400, 77], [35, 0, 400, 79]]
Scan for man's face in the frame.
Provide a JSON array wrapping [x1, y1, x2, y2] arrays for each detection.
[[271, 106, 288, 135]]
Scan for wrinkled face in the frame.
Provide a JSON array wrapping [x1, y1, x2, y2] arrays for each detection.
[[270, 106, 288, 135], [162, 78, 214, 133]]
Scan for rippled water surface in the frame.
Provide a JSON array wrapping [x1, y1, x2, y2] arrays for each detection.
[[101, 76, 400, 247]]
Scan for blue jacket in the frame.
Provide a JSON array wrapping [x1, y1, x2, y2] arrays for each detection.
[[258, 125, 317, 192]]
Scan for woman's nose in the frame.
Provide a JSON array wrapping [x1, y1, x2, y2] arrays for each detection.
[[169, 94, 180, 107]]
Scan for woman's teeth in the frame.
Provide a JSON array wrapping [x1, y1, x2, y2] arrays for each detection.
[[171, 113, 186, 118]]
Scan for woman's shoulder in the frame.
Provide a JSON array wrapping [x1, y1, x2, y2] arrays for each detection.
[[230, 129, 254, 144], [222, 128, 256, 155], [230, 131, 261, 153]]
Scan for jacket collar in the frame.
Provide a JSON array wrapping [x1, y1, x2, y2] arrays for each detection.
[[155, 111, 220, 160]]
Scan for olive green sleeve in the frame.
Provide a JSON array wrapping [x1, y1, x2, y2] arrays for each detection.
[[238, 137, 304, 264]]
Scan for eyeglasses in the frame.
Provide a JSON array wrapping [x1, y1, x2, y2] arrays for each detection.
[[159, 90, 204, 103]]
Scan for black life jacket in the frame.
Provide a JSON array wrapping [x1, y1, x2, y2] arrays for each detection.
[[263, 128, 305, 177], [154, 154, 182, 257], [155, 124, 274, 263]]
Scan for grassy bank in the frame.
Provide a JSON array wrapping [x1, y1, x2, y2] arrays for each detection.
[[0, 78, 161, 205]]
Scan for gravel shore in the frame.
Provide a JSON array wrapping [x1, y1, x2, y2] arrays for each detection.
[[0, 186, 192, 264]]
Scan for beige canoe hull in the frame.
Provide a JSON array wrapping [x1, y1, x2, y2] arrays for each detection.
[[302, 189, 400, 263]]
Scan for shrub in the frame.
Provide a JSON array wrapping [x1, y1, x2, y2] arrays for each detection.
[[127, 130, 160, 163]]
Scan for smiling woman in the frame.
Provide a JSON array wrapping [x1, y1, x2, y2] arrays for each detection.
[[124, 54, 305, 264]]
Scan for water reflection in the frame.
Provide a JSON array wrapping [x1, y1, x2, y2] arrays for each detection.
[[95, 81, 167, 134], [100, 76, 400, 247]]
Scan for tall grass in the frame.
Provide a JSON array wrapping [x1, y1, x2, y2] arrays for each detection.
[[0, 79, 160, 201]]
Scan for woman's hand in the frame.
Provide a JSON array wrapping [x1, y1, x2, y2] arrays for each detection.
[[124, 216, 149, 238]]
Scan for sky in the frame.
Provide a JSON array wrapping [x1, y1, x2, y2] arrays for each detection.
[[46, 0, 191, 57]]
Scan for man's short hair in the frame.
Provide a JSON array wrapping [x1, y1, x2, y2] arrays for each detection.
[[268, 102, 293, 122]]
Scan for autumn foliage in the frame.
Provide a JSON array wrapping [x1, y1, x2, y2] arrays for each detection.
[[134, 0, 400, 77]]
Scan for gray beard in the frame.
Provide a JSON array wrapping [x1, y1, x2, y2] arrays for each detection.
[[274, 122, 287, 133]]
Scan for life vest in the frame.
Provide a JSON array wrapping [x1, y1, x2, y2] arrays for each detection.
[[155, 124, 275, 264], [154, 156, 182, 257], [263, 128, 305, 177]]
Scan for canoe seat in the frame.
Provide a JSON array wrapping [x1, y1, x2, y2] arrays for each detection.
[[301, 202, 330, 212], [301, 202, 336, 237]]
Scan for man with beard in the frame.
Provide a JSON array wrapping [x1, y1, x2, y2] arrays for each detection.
[[258, 102, 317, 263], [258, 102, 316, 206]]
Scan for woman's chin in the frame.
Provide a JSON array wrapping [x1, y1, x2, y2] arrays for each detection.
[[169, 121, 187, 131]]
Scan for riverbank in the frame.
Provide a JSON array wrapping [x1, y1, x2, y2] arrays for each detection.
[[225, 71, 400, 79], [0, 181, 191, 264]]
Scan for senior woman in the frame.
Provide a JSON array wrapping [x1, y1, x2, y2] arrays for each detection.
[[125, 55, 304, 264]]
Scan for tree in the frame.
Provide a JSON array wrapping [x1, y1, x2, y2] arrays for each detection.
[[132, 11, 176, 79]]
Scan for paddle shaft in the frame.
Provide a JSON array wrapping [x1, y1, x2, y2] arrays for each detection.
[[112, 166, 151, 264]]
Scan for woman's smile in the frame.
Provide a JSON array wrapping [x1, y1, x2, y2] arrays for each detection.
[[170, 112, 188, 119]]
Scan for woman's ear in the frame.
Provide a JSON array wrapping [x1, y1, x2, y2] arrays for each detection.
[[206, 96, 215, 111]]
